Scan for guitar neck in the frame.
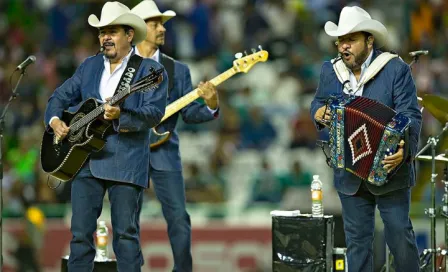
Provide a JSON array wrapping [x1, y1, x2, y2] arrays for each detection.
[[69, 71, 162, 132], [161, 67, 237, 122], [69, 89, 132, 131]]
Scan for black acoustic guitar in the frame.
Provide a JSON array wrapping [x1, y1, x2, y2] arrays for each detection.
[[40, 67, 163, 181]]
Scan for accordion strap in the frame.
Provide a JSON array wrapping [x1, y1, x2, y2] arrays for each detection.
[[332, 52, 398, 93]]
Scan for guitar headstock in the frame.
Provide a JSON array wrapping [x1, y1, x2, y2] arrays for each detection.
[[233, 45, 269, 73], [133, 67, 164, 93]]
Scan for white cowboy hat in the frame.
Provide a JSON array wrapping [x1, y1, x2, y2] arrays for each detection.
[[88, 1, 147, 45], [131, 0, 176, 24], [324, 6, 388, 48]]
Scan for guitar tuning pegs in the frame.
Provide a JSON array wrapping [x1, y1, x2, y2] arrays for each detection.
[[149, 67, 155, 73], [234, 52, 243, 59], [258, 45, 263, 51], [251, 48, 256, 53], [244, 50, 248, 56]]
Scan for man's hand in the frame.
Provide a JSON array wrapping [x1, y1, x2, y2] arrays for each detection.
[[198, 81, 218, 110], [50, 118, 69, 141], [104, 97, 121, 120], [382, 140, 405, 173], [314, 105, 331, 125]]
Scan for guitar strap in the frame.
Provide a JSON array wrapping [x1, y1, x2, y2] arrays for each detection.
[[160, 53, 175, 99], [112, 52, 144, 97], [103, 51, 143, 136]]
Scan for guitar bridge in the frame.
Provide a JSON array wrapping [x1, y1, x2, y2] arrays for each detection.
[[53, 135, 61, 156]]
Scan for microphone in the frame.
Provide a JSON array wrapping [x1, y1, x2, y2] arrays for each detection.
[[409, 50, 429, 57], [15, 55, 36, 71], [96, 46, 105, 56]]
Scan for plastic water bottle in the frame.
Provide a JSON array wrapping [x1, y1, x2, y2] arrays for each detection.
[[311, 175, 324, 217], [95, 221, 109, 261]]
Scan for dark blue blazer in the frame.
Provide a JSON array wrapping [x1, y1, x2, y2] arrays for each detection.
[[149, 54, 218, 171], [310, 50, 422, 195], [44, 51, 168, 188]]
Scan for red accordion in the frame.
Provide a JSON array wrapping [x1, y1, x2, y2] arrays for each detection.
[[327, 96, 411, 186]]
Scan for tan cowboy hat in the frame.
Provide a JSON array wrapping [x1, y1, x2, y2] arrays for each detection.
[[131, 0, 176, 24], [324, 6, 388, 48], [88, 1, 147, 45]]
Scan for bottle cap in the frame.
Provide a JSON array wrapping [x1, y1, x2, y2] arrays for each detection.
[[313, 175, 320, 180]]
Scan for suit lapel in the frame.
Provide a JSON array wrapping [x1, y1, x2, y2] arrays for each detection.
[[160, 53, 175, 95]]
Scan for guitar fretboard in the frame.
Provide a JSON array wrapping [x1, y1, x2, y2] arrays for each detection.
[[67, 70, 162, 135], [161, 67, 237, 122], [69, 87, 131, 132]]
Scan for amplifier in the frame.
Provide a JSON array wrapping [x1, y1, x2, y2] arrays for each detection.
[[271, 212, 335, 271]]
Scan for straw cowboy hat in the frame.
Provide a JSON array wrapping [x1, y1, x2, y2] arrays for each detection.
[[131, 0, 176, 24], [324, 6, 388, 48], [88, 1, 147, 45]]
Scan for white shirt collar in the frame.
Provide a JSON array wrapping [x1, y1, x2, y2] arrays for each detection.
[[134, 46, 160, 63], [151, 49, 160, 63], [361, 49, 374, 70], [344, 49, 374, 96]]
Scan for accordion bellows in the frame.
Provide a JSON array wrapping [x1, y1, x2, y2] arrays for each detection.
[[328, 96, 411, 186]]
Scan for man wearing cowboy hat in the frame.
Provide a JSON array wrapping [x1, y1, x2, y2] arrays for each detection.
[[130, 1, 219, 271], [310, 6, 421, 272], [44, 2, 168, 271]]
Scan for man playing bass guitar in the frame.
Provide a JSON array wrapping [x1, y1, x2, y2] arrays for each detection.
[[131, 1, 219, 271]]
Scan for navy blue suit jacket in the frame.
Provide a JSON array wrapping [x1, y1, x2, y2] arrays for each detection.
[[149, 54, 218, 171], [310, 50, 422, 195], [44, 51, 168, 188]]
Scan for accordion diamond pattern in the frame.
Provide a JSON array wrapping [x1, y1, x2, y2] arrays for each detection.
[[327, 96, 411, 186], [348, 124, 372, 164]]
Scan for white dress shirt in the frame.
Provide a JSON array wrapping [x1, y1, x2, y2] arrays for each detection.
[[99, 48, 134, 102], [134, 46, 218, 114], [343, 49, 374, 96]]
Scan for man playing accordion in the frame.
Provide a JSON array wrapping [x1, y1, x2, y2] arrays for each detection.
[[310, 6, 422, 272]]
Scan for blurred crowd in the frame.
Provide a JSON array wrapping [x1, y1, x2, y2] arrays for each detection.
[[2, 0, 448, 232]]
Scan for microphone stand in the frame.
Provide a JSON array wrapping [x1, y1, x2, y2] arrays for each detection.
[[382, 51, 428, 271], [416, 123, 448, 272], [0, 68, 28, 269], [441, 160, 448, 272]]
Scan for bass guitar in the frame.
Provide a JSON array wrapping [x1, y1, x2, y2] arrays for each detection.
[[150, 48, 269, 148], [40, 67, 164, 181]]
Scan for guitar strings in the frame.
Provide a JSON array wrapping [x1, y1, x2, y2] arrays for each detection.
[[66, 69, 163, 134]]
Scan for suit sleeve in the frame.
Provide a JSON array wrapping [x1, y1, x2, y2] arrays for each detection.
[[179, 64, 218, 124], [44, 60, 85, 130], [310, 63, 330, 131], [113, 63, 168, 132], [392, 63, 422, 162]]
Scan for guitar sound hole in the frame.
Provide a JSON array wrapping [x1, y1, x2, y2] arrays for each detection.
[[68, 113, 86, 143]]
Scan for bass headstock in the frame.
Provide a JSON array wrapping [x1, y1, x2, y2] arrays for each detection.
[[232, 45, 269, 73]]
